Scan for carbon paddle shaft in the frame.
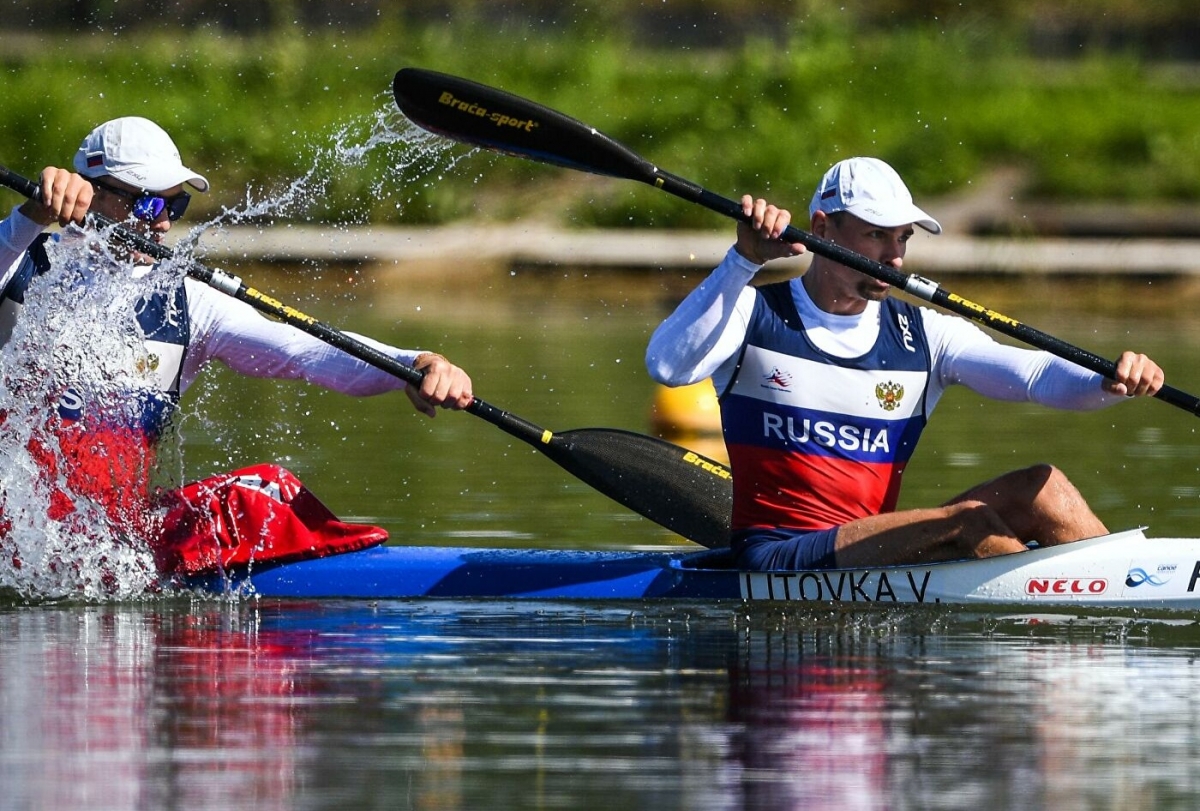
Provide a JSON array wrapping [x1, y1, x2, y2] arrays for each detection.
[[0, 163, 733, 547], [391, 68, 1200, 418]]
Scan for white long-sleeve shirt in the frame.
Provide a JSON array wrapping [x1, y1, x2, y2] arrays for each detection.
[[646, 245, 1125, 414], [1, 205, 418, 398]]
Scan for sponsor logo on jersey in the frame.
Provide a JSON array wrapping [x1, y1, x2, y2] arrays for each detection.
[[761, 367, 793, 392]]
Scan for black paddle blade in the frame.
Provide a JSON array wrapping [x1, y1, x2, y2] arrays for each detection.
[[393, 67, 655, 183], [541, 428, 732, 549]]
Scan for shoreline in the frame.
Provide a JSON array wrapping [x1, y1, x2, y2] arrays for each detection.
[[193, 223, 1200, 277]]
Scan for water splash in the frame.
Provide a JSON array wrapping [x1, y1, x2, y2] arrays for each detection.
[[0, 229, 183, 600], [0, 100, 466, 601], [185, 97, 469, 241]]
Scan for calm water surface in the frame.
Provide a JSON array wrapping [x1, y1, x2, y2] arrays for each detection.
[[4, 600, 1200, 809], [5, 264, 1200, 809]]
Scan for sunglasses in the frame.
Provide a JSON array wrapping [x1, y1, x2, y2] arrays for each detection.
[[91, 180, 191, 222]]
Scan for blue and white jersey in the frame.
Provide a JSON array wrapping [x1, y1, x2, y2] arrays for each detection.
[[720, 280, 933, 532]]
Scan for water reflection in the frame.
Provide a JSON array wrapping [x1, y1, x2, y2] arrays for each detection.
[[5, 601, 1200, 809], [725, 611, 1200, 810], [0, 603, 307, 809], [728, 628, 891, 809]]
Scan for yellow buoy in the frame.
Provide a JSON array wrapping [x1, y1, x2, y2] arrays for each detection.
[[650, 379, 723, 436]]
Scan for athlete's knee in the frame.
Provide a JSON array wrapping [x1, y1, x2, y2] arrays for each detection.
[[1017, 463, 1089, 506], [1006, 462, 1056, 488], [999, 463, 1085, 511], [945, 498, 1000, 525]]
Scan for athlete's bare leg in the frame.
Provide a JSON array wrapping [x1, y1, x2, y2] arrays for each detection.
[[944, 464, 1107, 546], [831, 464, 1105, 568], [832, 500, 1028, 568]]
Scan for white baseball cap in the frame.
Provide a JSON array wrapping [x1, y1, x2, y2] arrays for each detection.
[[809, 157, 940, 234], [73, 117, 209, 193]]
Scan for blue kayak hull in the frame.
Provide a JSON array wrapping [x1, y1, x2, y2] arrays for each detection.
[[192, 530, 1200, 608], [202, 546, 741, 600]]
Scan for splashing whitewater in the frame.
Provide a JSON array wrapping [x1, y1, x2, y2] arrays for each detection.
[[0, 101, 466, 601]]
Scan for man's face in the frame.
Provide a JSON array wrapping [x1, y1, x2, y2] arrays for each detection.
[[89, 177, 187, 239], [87, 177, 188, 264], [819, 212, 914, 303]]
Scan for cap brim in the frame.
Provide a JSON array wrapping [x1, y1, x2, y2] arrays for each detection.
[[845, 202, 941, 235], [133, 166, 209, 193], [179, 172, 209, 193], [81, 162, 209, 193]]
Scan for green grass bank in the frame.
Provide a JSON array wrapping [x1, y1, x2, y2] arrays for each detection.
[[2, 12, 1198, 229]]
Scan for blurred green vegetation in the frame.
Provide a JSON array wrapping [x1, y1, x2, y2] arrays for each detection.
[[1, 4, 1198, 228]]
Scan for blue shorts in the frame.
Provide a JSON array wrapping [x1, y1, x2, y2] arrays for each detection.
[[733, 527, 840, 571]]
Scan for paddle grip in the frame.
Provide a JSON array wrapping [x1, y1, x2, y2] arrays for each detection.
[[0, 164, 41, 200], [466, 398, 556, 447], [1148, 382, 1200, 414]]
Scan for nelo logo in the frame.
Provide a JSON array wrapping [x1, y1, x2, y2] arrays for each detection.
[[1025, 578, 1108, 596]]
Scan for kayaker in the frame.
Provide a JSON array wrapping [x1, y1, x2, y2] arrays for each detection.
[[646, 156, 1165, 570], [0, 116, 474, 580]]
